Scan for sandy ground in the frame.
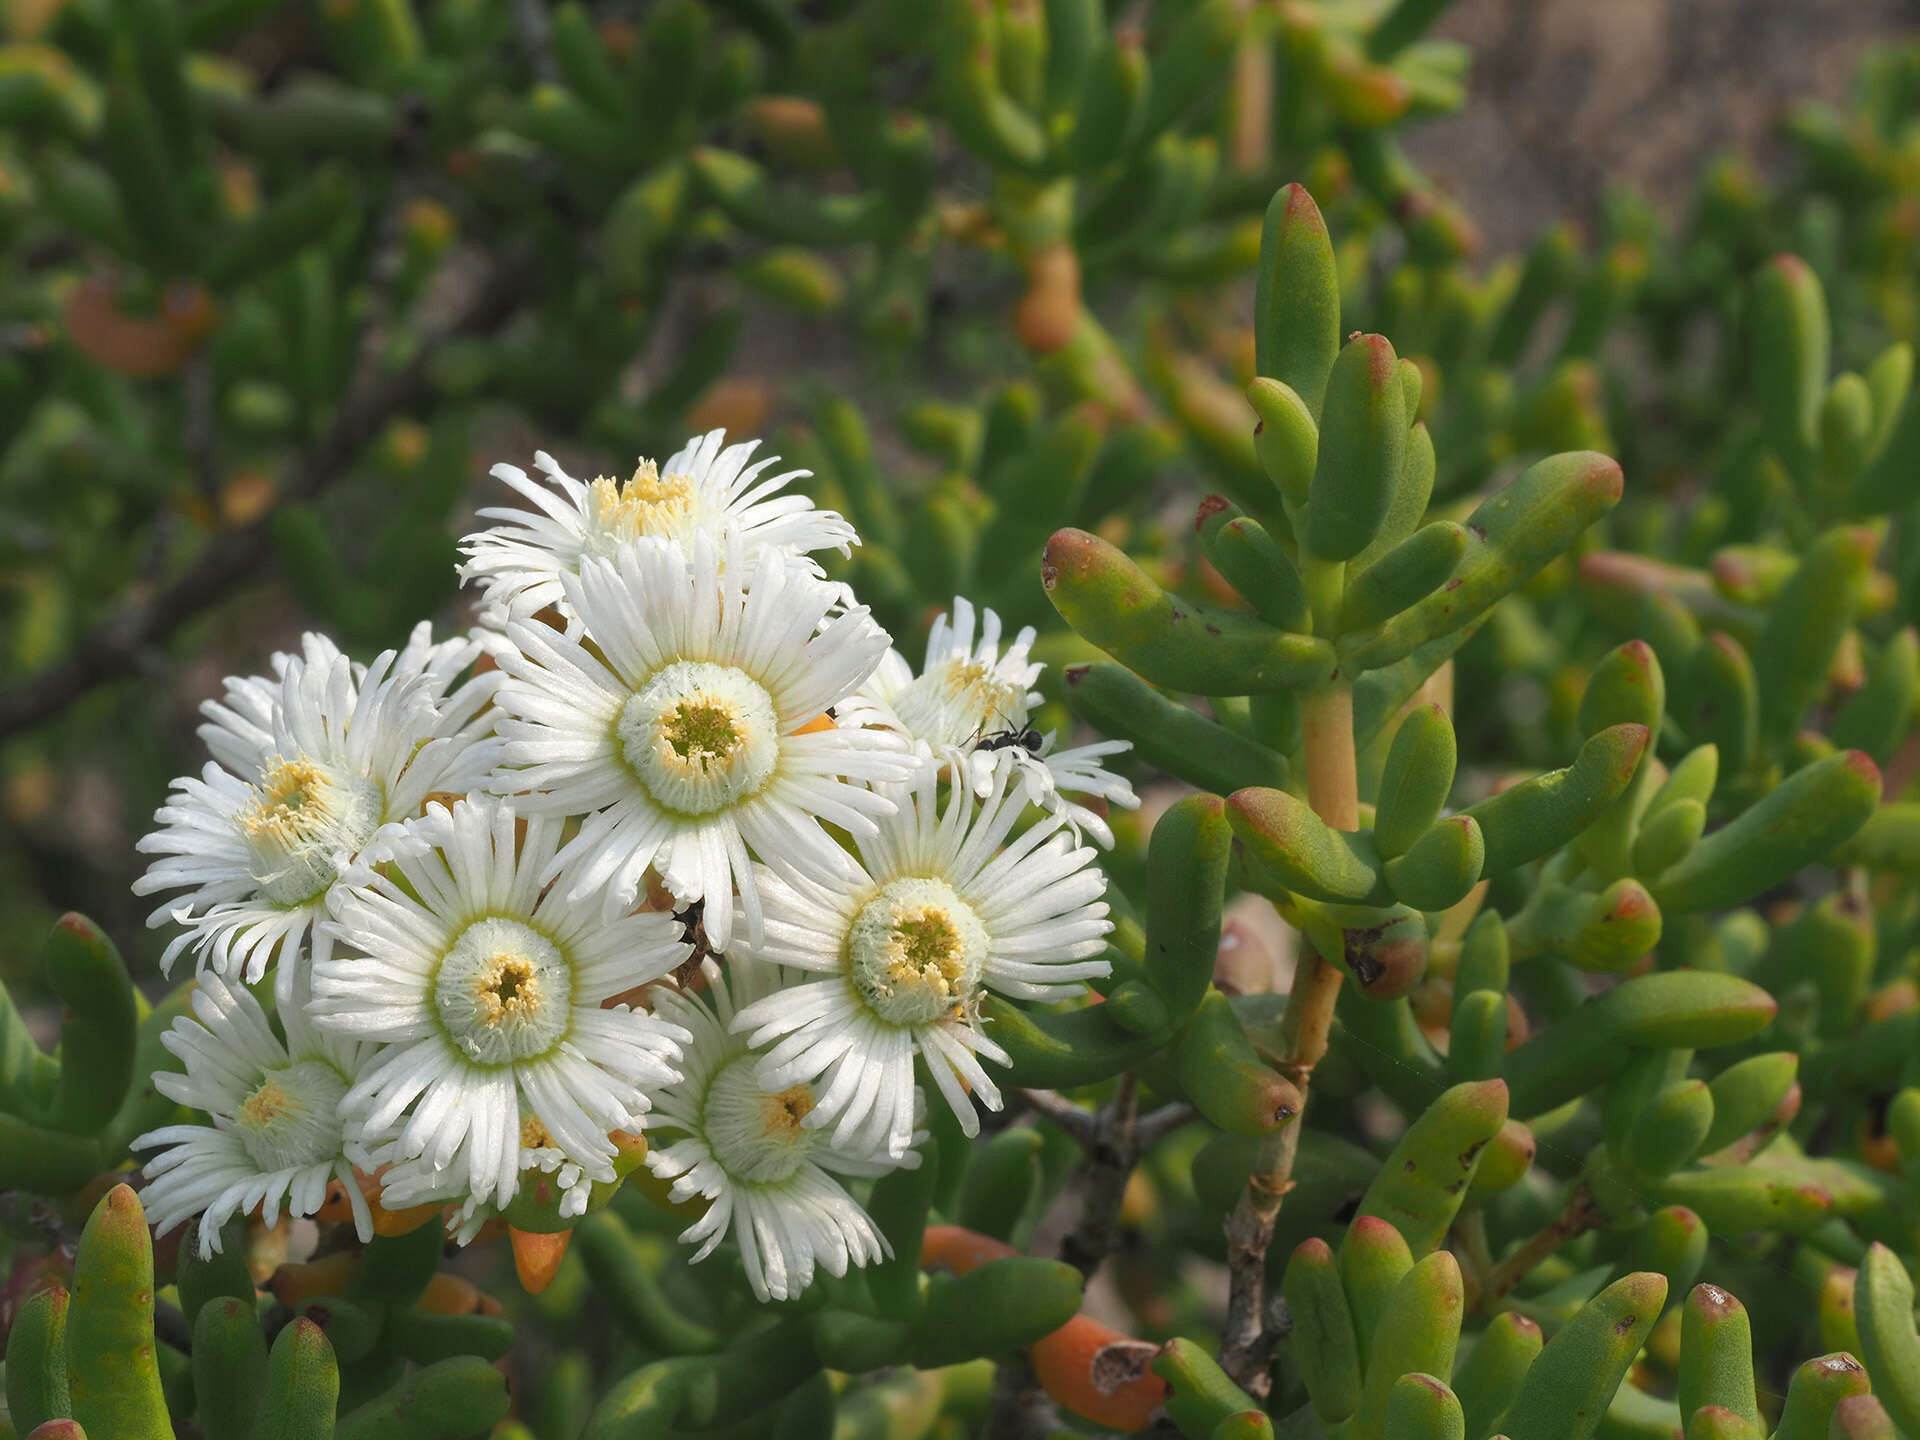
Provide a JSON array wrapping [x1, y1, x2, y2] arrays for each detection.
[[1411, 0, 1918, 253]]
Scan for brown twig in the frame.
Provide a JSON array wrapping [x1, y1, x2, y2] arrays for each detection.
[[1058, 1073, 1139, 1280], [1013, 1087, 1100, 1146], [1882, 727, 1920, 798], [1218, 682, 1356, 1394], [1227, 0, 1272, 173], [184, 357, 218, 506], [1217, 951, 1341, 1391], [1476, 1182, 1602, 1310], [987, 1076, 1151, 1437], [1134, 1100, 1198, 1150], [509, 0, 558, 83], [0, 248, 536, 742]]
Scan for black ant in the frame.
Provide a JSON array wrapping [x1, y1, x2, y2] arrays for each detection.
[[968, 706, 1046, 755], [977, 726, 1045, 754]]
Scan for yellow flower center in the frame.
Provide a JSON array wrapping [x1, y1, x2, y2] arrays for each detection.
[[434, 919, 574, 1066], [893, 658, 1029, 746], [618, 660, 780, 816], [520, 1113, 557, 1150], [236, 755, 384, 906], [243, 759, 324, 827], [761, 1085, 816, 1143], [477, 954, 541, 1025], [591, 461, 697, 540], [704, 1059, 820, 1186], [231, 1060, 349, 1173], [887, 910, 967, 993], [662, 699, 744, 764], [847, 877, 990, 1026], [240, 1079, 291, 1127]]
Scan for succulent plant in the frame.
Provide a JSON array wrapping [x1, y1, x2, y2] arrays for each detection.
[[8, 2, 1920, 1438]]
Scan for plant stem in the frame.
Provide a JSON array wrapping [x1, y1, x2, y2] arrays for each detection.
[[1135, 1100, 1198, 1149], [1228, 0, 1272, 173], [1302, 683, 1360, 831], [1013, 1087, 1100, 1145], [1219, 680, 1355, 1393], [1059, 1072, 1139, 1280], [1475, 1182, 1601, 1309], [983, 1353, 1056, 1440]]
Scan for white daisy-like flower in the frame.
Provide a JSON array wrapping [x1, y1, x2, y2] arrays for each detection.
[[459, 429, 857, 622], [490, 532, 918, 954], [845, 596, 1140, 847], [848, 596, 1044, 747], [312, 796, 690, 1211], [731, 754, 1113, 1158], [136, 972, 371, 1258], [132, 624, 502, 1000], [646, 957, 901, 1303]]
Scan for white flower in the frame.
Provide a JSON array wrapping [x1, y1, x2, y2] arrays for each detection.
[[849, 596, 1043, 748], [731, 755, 1112, 1158], [645, 958, 900, 1303], [132, 625, 502, 1001], [846, 596, 1139, 847], [311, 796, 689, 1212], [490, 533, 917, 953], [459, 430, 857, 622], [136, 972, 371, 1258]]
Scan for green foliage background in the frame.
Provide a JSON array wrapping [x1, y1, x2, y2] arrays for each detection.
[[0, 0, 1910, 976], [9, 0, 1920, 1436]]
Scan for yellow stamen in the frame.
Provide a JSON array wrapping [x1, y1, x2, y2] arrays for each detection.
[[477, 954, 541, 1025], [591, 460, 696, 535], [520, 1113, 556, 1150], [240, 758, 332, 842], [886, 909, 966, 1000], [240, 1079, 291, 1127], [761, 1085, 817, 1142]]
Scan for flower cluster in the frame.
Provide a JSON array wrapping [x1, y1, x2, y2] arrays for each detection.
[[133, 431, 1134, 1300]]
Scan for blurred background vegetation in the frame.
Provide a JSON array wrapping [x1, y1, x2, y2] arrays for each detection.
[[1, 0, 1917, 991]]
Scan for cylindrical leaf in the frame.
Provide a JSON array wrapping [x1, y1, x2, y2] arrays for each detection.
[[1254, 185, 1341, 417], [1677, 1285, 1760, 1432], [1854, 1245, 1920, 1437], [1285, 1238, 1363, 1424], [1305, 334, 1409, 562], [1501, 1272, 1668, 1440], [1653, 750, 1881, 913], [1142, 794, 1233, 1023], [1044, 529, 1337, 693], [67, 1186, 169, 1440], [1062, 663, 1290, 796], [6, 1285, 71, 1433], [1354, 1080, 1508, 1257]]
